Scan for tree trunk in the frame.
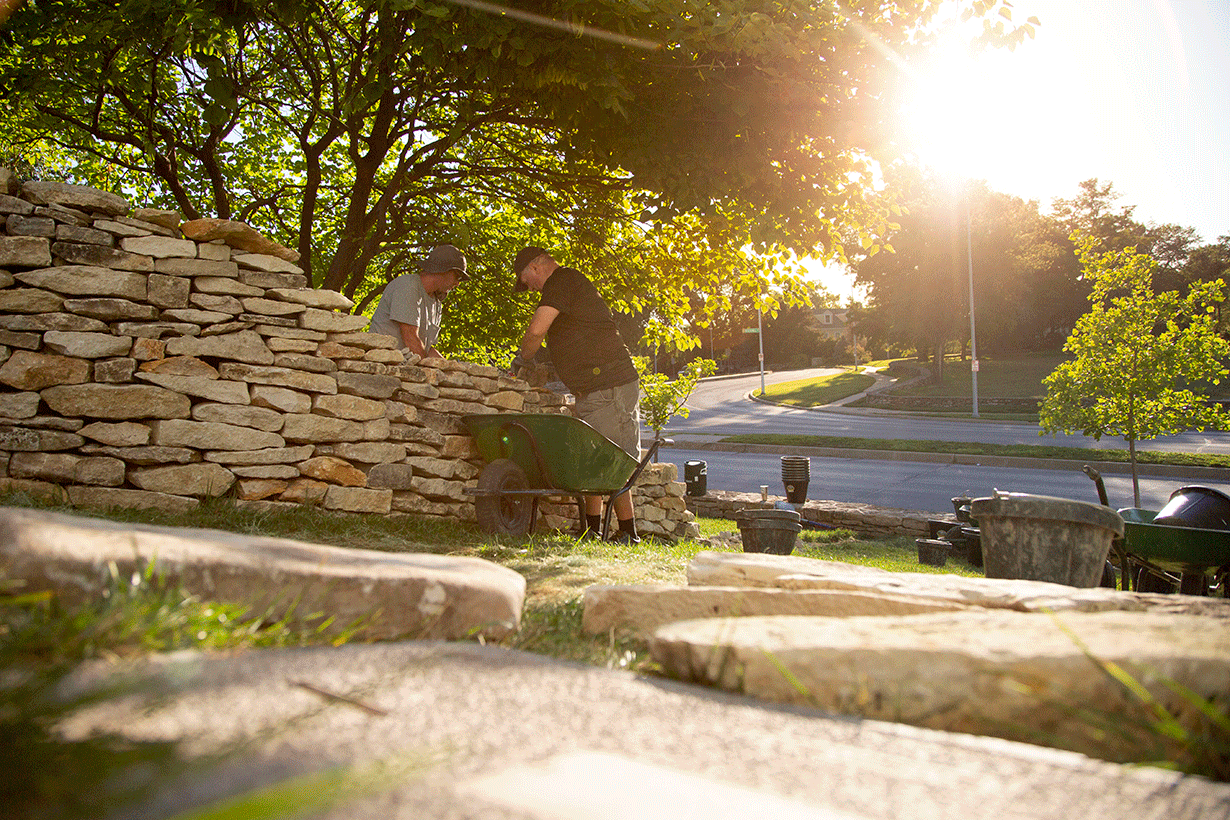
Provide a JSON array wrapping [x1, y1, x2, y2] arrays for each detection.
[[1129, 436, 1140, 507]]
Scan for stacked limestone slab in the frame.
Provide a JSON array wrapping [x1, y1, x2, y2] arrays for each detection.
[[0, 506, 526, 640], [0, 171, 697, 538], [686, 489, 940, 540], [584, 551, 1230, 766]]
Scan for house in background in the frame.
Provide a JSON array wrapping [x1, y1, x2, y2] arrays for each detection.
[[815, 307, 852, 340]]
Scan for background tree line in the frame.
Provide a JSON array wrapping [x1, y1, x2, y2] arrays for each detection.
[[665, 172, 1229, 379], [847, 174, 1230, 378], [0, 0, 1039, 365]]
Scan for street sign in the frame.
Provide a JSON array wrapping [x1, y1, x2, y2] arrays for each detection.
[[742, 328, 759, 334]]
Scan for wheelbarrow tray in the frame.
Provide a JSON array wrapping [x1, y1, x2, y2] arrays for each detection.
[[463, 413, 637, 493], [1118, 508, 1230, 572]]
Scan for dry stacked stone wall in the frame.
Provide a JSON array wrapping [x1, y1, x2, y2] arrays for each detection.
[[0, 170, 698, 541]]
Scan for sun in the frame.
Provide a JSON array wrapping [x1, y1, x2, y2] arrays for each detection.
[[895, 28, 1035, 189]]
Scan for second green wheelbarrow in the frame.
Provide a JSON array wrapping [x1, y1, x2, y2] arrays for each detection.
[[1083, 465, 1230, 595], [462, 413, 668, 538]]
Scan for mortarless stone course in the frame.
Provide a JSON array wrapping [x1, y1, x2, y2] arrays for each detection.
[[0, 171, 694, 540]]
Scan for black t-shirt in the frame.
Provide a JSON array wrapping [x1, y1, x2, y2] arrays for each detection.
[[539, 267, 637, 395]]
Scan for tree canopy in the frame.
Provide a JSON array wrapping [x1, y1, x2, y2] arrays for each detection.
[[1039, 235, 1230, 505], [1, 0, 1034, 358], [850, 173, 1230, 368]]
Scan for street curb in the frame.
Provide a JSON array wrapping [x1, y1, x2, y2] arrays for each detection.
[[661, 440, 1230, 482], [697, 370, 776, 383]]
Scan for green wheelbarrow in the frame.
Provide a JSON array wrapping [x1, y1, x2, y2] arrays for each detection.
[[462, 413, 668, 539], [1083, 465, 1230, 595], [1116, 508, 1230, 595]]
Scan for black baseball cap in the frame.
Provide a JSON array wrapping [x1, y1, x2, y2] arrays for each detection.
[[513, 246, 548, 292]]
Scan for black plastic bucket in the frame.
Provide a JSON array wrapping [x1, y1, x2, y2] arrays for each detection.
[[1153, 485, 1230, 530], [952, 496, 973, 523], [684, 460, 707, 497], [916, 538, 949, 567], [781, 456, 810, 504], [737, 508, 802, 555]]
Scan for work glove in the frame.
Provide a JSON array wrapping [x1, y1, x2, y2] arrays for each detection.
[[509, 353, 530, 375]]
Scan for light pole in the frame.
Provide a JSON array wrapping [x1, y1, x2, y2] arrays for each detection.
[[966, 198, 979, 418], [757, 301, 765, 397]]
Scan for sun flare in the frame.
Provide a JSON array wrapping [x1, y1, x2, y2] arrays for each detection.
[[898, 40, 1010, 183]]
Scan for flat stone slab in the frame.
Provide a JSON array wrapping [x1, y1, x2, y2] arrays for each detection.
[[583, 583, 965, 637], [44, 643, 1230, 820], [651, 609, 1230, 765], [687, 550, 1230, 615], [0, 507, 523, 640]]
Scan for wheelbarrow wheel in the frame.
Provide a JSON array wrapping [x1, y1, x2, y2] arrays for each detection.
[[475, 458, 533, 536]]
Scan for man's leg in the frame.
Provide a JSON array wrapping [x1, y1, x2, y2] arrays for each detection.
[[583, 492, 634, 539], [576, 381, 640, 542]]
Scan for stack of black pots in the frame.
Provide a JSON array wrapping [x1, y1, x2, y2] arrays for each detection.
[[780, 456, 810, 504]]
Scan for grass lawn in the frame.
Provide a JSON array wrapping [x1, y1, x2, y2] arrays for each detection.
[[756, 371, 876, 406], [891, 353, 1065, 398]]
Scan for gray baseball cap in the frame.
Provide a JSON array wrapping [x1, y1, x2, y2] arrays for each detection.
[[420, 244, 468, 279]]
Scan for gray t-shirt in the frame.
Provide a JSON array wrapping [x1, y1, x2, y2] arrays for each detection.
[[368, 274, 442, 351]]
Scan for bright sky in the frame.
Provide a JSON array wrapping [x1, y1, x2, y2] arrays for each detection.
[[817, 0, 1229, 300]]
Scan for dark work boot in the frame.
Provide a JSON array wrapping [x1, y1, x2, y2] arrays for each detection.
[[611, 517, 640, 545], [575, 514, 602, 541]]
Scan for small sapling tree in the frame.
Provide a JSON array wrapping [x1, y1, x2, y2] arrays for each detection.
[[1040, 235, 1230, 505], [635, 357, 718, 457]]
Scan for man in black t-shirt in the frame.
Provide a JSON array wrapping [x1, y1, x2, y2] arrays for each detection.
[[511, 246, 641, 543]]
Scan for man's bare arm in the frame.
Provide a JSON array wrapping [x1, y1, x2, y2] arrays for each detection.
[[398, 322, 436, 358], [519, 306, 560, 359]]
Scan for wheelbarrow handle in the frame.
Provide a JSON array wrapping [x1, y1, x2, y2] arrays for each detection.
[[1082, 463, 1135, 590], [1082, 464, 1110, 508]]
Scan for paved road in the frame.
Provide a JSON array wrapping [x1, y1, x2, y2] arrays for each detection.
[[661, 447, 1199, 514], [648, 368, 1230, 514], [663, 369, 1230, 455]]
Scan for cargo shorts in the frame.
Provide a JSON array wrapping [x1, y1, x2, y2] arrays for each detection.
[[574, 379, 641, 459]]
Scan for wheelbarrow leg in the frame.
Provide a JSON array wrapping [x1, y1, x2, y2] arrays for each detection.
[[573, 495, 588, 536]]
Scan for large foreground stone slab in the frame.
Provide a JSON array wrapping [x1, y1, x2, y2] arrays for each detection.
[[651, 609, 1230, 765], [34, 642, 1230, 820], [583, 583, 965, 637], [687, 550, 1229, 615], [0, 507, 523, 640]]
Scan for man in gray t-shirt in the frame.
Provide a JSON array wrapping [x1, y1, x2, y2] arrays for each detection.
[[369, 244, 468, 358]]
